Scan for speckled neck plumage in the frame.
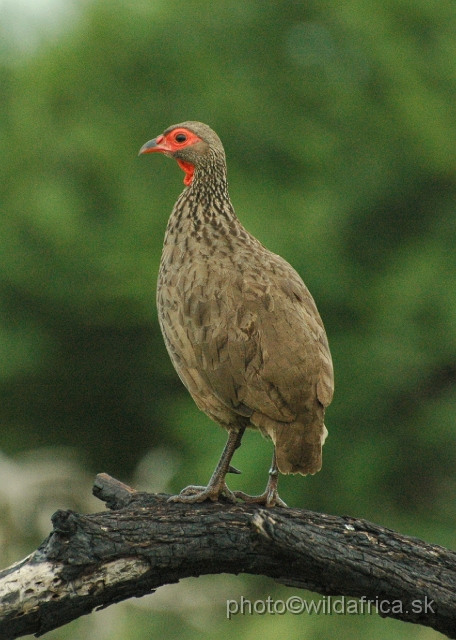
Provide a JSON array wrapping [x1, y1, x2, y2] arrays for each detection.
[[164, 146, 250, 249]]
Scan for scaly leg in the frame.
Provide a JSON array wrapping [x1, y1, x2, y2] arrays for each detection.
[[234, 448, 287, 508], [168, 427, 245, 504]]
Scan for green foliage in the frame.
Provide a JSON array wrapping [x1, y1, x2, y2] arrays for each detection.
[[0, 0, 455, 636]]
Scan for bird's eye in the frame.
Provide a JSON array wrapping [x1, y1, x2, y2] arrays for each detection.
[[175, 133, 187, 143]]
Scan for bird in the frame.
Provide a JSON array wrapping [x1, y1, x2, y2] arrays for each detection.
[[139, 121, 334, 507]]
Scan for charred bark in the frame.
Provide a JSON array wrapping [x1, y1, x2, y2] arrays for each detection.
[[0, 473, 455, 639]]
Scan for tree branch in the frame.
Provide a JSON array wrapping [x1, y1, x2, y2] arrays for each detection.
[[0, 473, 455, 639]]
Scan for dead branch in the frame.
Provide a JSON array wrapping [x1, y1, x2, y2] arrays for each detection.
[[0, 473, 455, 639]]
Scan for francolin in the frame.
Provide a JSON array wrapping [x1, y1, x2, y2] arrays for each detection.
[[139, 122, 333, 507]]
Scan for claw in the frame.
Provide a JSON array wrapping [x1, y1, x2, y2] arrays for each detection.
[[233, 448, 287, 507], [168, 482, 237, 504], [168, 428, 244, 505], [234, 489, 287, 508]]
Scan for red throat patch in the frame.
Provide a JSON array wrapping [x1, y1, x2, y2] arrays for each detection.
[[176, 159, 195, 186]]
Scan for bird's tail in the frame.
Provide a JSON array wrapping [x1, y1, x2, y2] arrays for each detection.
[[274, 421, 328, 475]]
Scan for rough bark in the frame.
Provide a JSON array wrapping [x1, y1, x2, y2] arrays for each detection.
[[0, 473, 455, 639]]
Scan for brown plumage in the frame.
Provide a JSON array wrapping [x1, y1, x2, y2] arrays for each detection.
[[139, 121, 334, 507]]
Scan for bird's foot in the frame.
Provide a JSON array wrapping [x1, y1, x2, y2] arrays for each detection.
[[234, 456, 287, 507], [168, 482, 237, 504], [234, 488, 287, 508]]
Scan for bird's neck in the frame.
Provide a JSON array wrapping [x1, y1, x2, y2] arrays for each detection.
[[166, 158, 242, 242]]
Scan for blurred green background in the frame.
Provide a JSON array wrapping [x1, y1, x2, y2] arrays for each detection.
[[0, 0, 455, 638]]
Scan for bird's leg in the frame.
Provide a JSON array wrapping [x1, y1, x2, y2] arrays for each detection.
[[234, 448, 287, 508], [168, 427, 245, 504]]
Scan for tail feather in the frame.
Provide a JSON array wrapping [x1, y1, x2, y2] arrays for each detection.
[[274, 421, 328, 475]]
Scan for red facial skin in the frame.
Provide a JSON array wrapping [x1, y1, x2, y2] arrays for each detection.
[[139, 128, 202, 186], [175, 159, 195, 186]]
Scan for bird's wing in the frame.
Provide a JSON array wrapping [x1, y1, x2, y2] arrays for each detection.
[[278, 264, 334, 408], [180, 251, 334, 423]]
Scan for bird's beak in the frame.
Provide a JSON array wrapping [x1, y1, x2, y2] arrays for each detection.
[[138, 134, 171, 156]]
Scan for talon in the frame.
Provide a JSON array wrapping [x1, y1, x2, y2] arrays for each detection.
[[233, 489, 287, 508], [168, 428, 245, 505], [168, 482, 237, 504], [180, 485, 206, 495]]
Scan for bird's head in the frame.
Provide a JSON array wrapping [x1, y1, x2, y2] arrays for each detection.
[[139, 121, 225, 186]]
